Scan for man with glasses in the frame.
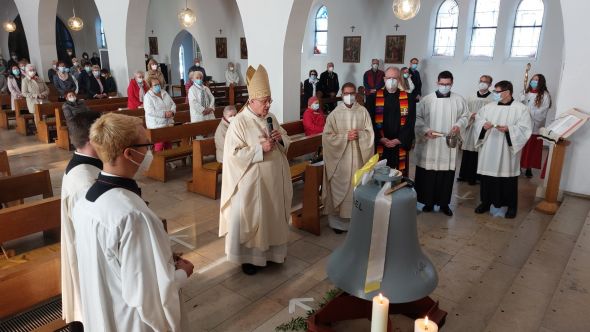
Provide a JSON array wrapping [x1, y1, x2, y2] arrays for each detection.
[[473, 80, 532, 219], [322, 82, 375, 233], [72, 113, 193, 331], [414, 71, 469, 217], [458, 75, 495, 185], [219, 65, 293, 276], [371, 66, 416, 177]]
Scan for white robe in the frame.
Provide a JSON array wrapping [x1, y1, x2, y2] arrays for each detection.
[[463, 92, 494, 151], [520, 91, 551, 134], [474, 101, 533, 177], [215, 119, 230, 163], [72, 182, 187, 332], [60, 156, 101, 324], [322, 102, 374, 227], [189, 84, 216, 123], [219, 107, 293, 266], [414, 92, 469, 171]]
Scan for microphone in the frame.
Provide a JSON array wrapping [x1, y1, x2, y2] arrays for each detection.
[[266, 117, 274, 140]]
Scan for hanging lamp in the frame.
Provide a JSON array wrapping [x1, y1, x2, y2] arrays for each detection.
[[3, 21, 16, 32], [67, 7, 84, 31], [392, 0, 421, 20], [178, 0, 196, 28]]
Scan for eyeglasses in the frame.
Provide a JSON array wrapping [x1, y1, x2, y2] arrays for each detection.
[[254, 98, 273, 106], [342, 92, 357, 96], [494, 89, 508, 93], [128, 143, 154, 151]]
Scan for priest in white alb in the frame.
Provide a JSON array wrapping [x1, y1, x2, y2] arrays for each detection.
[[458, 74, 494, 185], [322, 82, 375, 233], [72, 113, 193, 331], [414, 71, 469, 216], [60, 111, 103, 330], [473, 80, 532, 219], [219, 65, 293, 276]]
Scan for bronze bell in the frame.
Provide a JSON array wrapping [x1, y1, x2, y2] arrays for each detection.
[[326, 166, 438, 303]]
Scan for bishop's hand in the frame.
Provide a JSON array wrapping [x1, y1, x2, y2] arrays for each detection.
[[270, 129, 282, 143], [261, 139, 274, 152]]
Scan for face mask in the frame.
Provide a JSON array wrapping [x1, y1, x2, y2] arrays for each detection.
[[52, 65, 57, 69], [438, 85, 451, 95], [151, 64, 158, 70], [152, 85, 161, 94], [67, 51, 72, 56], [372, 64, 378, 70], [65, 67, 70, 73], [411, 63, 418, 70], [12, 69, 19, 76], [92, 71, 100, 77], [84, 66, 91, 73], [12, 56, 17, 60], [83, 55, 88, 59], [67, 97, 76, 103], [27, 71, 36, 77], [492, 92, 502, 102], [385, 78, 398, 90], [478, 82, 489, 91], [73, 62, 79, 66], [403, 73, 409, 79], [19, 66, 25, 71], [343, 94, 354, 105], [195, 63, 200, 67], [311, 103, 320, 110], [310, 75, 317, 81], [328, 67, 334, 73], [530, 80, 538, 89], [58, 66, 65, 72], [193, 79, 203, 86], [136, 78, 143, 84], [229, 67, 234, 71], [128, 148, 153, 177]]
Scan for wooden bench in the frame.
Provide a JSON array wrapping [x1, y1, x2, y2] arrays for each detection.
[[282, 120, 305, 137], [145, 118, 221, 182], [229, 85, 248, 106], [0, 150, 9, 176], [35, 103, 59, 143], [0, 94, 14, 129], [287, 133, 322, 182], [15, 98, 34, 135]]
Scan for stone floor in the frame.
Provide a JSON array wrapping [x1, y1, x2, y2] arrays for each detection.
[[2, 127, 586, 332]]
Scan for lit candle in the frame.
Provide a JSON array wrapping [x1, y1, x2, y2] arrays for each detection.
[[371, 293, 389, 332], [414, 316, 438, 332]]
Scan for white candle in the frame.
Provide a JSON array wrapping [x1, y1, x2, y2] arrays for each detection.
[[371, 293, 389, 332], [414, 316, 438, 332]]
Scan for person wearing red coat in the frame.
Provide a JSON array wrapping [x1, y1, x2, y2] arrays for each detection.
[[127, 71, 146, 109], [302, 96, 326, 136]]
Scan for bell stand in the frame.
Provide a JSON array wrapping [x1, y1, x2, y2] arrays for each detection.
[[307, 292, 447, 332], [536, 138, 570, 215]]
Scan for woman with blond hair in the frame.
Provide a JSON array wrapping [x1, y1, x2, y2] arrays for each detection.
[[146, 58, 166, 88], [21, 64, 49, 124], [144, 77, 176, 151]]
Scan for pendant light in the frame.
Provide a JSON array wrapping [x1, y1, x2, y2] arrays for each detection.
[[392, 0, 421, 20], [3, 21, 16, 32], [67, 5, 84, 31], [178, 0, 196, 28]]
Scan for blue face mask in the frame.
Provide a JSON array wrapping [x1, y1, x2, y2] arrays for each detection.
[[193, 79, 203, 86], [152, 85, 161, 94], [530, 80, 538, 89], [437, 85, 451, 95], [12, 69, 20, 76], [403, 73, 409, 79], [492, 92, 502, 102], [411, 63, 418, 70], [65, 67, 70, 73]]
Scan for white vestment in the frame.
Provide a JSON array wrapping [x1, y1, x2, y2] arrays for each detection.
[[219, 107, 293, 266], [189, 84, 215, 123], [519, 91, 551, 134], [322, 102, 374, 228], [60, 154, 101, 324], [474, 101, 533, 177], [463, 92, 494, 151], [414, 92, 469, 170], [72, 180, 187, 332], [214, 119, 230, 163]]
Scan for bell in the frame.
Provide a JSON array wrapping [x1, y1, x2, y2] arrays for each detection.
[[327, 167, 438, 303]]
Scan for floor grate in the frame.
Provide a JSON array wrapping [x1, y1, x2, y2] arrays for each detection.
[[0, 297, 64, 332]]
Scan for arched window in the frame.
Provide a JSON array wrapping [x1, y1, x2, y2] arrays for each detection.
[[469, 0, 501, 57], [314, 6, 328, 55], [433, 0, 460, 57], [179, 44, 185, 81], [510, 0, 544, 58], [100, 21, 107, 48]]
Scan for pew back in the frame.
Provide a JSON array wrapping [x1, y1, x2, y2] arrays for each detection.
[[147, 118, 221, 143], [0, 150, 9, 176], [0, 170, 53, 205]]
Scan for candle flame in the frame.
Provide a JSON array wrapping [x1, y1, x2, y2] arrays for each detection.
[[378, 293, 383, 303], [424, 316, 429, 330]]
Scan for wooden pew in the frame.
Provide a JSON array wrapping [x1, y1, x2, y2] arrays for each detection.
[[287, 133, 322, 183], [145, 118, 221, 182], [282, 120, 305, 137], [15, 98, 33, 135], [0, 169, 53, 205], [0, 94, 14, 129], [0, 150, 9, 176], [291, 164, 323, 236], [229, 85, 248, 106], [35, 103, 59, 143]]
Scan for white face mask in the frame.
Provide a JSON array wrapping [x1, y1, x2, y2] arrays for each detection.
[[195, 63, 200, 67], [385, 78, 398, 90], [438, 85, 451, 95], [73, 62, 79, 66], [128, 148, 153, 177], [67, 97, 76, 103], [372, 64, 379, 70], [328, 67, 334, 73], [229, 67, 234, 71], [151, 64, 158, 70], [478, 82, 489, 91], [27, 70, 36, 77], [343, 94, 354, 105], [311, 103, 320, 110]]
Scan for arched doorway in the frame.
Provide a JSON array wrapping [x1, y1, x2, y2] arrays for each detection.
[[8, 16, 29, 61], [170, 30, 200, 87]]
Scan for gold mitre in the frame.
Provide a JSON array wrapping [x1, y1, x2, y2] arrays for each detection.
[[246, 65, 271, 99]]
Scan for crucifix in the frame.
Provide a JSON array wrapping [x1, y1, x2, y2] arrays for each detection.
[[394, 24, 400, 31], [151, 30, 154, 35], [219, 29, 223, 35], [350, 26, 355, 32]]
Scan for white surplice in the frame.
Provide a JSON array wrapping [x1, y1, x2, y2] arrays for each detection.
[[519, 91, 551, 134], [219, 107, 293, 266], [321, 102, 374, 227], [60, 154, 101, 324], [188, 84, 215, 123], [463, 92, 494, 151], [474, 101, 533, 177], [414, 92, 470, 171], [72, 182, 187, 332]]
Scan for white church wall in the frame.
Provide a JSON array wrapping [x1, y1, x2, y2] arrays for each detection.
[[300, 0, 563, 125], [145, 0, 247, 87]]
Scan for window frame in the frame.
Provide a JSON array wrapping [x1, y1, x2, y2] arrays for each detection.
[[314, 5, 328, 56], [468, 0, 501, 58], [509, 0, 545, 59], [179, 44, 185, 81], [432, 0, 460, 57], [100, 21, 107, 48]]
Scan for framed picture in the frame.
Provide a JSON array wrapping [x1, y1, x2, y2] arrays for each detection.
[[148, 37, 158, 55], [342, 36, 361, 63], [216, 37, 227, 58], [385, 35, 406, 64], [240, 37, 248, 59]]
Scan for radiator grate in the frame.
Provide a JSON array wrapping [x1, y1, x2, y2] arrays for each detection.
[[0, 297, 65, 332]]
